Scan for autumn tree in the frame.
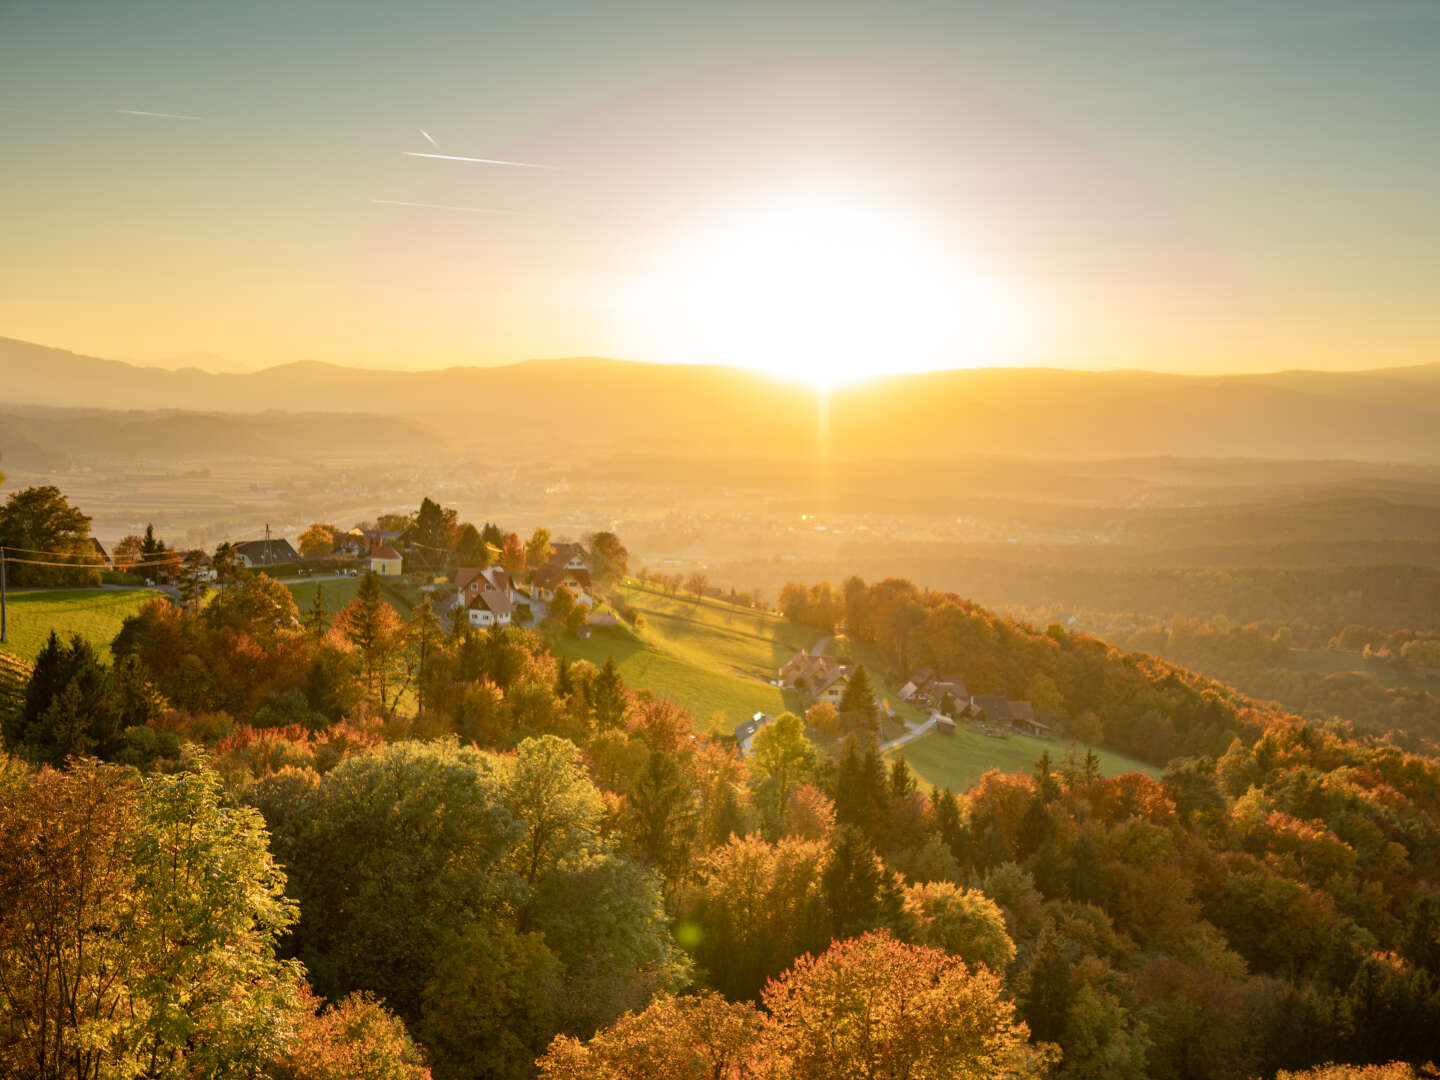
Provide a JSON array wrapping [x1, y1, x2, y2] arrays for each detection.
[[272, 988, 432, 1080], [500, 532, 527, 574], [538, 991, 764, 1080], [113, 533, 145, 570], [688, 835, 831, 1001], [0, 759, 304, 1080], [298, 522, 337, 557], [804, 700, 840, 736], [903, 880, 1017, 971], [526, 527, 553, 570], [760, 932, 1043, 1080]]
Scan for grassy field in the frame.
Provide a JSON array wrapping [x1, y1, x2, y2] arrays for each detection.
[[893, 727, 1161, 794], [0, 588, 165, 661], [551, 580, 817, 731], [283, 576, 422, 617]]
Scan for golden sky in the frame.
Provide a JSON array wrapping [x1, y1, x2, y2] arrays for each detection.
[[2, 0, 1438, 377]]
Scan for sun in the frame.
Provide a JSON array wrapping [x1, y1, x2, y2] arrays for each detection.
[[622, 189, 1025, 388]]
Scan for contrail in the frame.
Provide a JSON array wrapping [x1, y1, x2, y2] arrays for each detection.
[[402, 150, 556, 170], [372, 198, 522, 215], [115, 108, 206, 121], [419, 128, 438, 146]]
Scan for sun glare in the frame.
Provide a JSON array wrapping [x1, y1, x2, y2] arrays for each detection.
[[624, 190, 1025, 389]]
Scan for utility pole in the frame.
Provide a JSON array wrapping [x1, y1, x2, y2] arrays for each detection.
[[1, 546, 8, 644]]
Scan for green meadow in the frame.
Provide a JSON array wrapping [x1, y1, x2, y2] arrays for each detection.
[[892, 726, 1161, 794], [0, 588, 164, 661]]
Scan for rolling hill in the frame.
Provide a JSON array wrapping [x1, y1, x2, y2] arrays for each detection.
[[5, 335, 1440, 462]]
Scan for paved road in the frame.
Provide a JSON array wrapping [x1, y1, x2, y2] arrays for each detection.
[[812, 634, 833, 655], [880, 715, 937, 753]]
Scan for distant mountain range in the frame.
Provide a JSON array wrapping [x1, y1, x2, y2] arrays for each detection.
[[5, 335, 1440, 462]]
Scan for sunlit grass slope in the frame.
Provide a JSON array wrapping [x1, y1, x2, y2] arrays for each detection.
[[551, 580, 815, 731], [893, 728, 1161, 794], [283, 576, 420, 617], [0, 589, 164, 661]]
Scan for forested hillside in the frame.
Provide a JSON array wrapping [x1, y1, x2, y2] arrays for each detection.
[[2, 564, 1438, 1079]]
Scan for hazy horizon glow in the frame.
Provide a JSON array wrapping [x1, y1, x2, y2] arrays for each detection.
[[2, 0, 1438, 375], [617, 189, 1025, 387]]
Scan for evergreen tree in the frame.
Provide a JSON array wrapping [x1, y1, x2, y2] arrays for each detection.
[[409, 596, 444, 713], [304, 584, 329, 637], [888, 756, 916, 800], [832, 738, 887, 836], [9, 632, 121, 763], [1033, 750, 1061, 802], [822, 826, 909, 939], [837, 664, 879, 735], [627, 749, 697, 881], [1021, 929, 1073, 1043], [593, 658, 627, 732], [140, 522, 166, 559], [932, 788, 968, 867]]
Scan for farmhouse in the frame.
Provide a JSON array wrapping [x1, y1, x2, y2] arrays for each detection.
[[812, 665, 852, 705], [445, 566, 516, 628], [531, 563, 592, 605], [1007, 700, 1050, 738], [89, 537, 112, 568], [369, 544, 404, 576], [233, 538, 301, 568], [530, 542, 593, 606], [970, 695, 1013, 726], [779, 649, 839, 690]]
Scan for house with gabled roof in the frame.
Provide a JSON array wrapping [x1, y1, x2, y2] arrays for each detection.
[[1007, 700, 1050, 737], [448, 566, 515, 628], [813, 664, 852, 705], [970, 695, 1013, 726], [233, 538, 301, 568], [369, 543, 403, 576], [780, 649, 841, 691]]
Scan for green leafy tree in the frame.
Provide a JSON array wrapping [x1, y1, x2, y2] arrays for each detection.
[[419, 923, 562, 1080], [412, 498, 458, 569], [0, 485, 97, 586], [249, 741, 522, 1019], [593, 658, 628, 732], [903, 881, 1016, 971], [0, 759, 304, 1080], [747, 711, 816, 823], [587, 531, 629, 585], [501, 736, 605, 898], [454, 523, 490, 568]]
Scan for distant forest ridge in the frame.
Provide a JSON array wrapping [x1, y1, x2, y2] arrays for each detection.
[[4, 336, 1440, 460]]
